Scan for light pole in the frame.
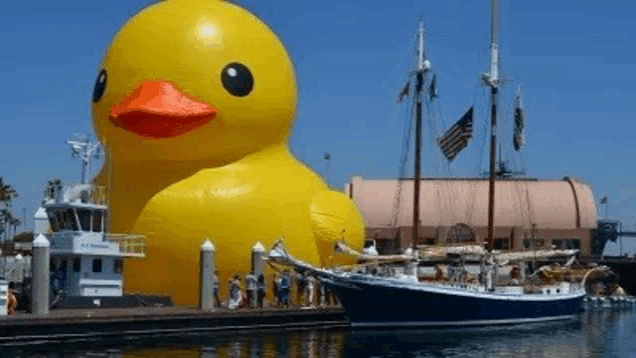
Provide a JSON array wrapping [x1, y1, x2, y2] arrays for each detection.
[[323, 153, 331, 187]]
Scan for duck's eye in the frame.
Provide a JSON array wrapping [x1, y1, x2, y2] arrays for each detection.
[[92, 69, 107, 103], [221, 63, 253, 97]]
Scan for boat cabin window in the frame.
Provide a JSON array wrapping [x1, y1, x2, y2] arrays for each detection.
[[114, 259, 123, 274], [55, 210, 65, 230], [77, 209, 91, 232], [66, 209, 79, 231], [92, 210, 103, 233], [92, 259, 102, 273], [73, 258, 81, 273], [46, 209, 60, 232]]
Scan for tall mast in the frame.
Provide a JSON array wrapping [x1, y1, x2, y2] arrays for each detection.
[[412, 20, 430, 249], [484, 0, 500, 250]]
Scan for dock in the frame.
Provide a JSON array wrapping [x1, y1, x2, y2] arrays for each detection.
[[0, 306, 348, 345]]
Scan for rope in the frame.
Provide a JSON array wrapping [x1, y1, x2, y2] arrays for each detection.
[[390, 83, 415, 229]]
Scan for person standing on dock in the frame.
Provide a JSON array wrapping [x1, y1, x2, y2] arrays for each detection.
[[213, 270, 221, 308], [246, 271, 257, 308], [296, 271, 307, 305], [228, 274, 242, 309], [274, 273, 282, 307], [257, 274, 267, 308], [305, 275, 315, 307], [280, 270, 291, 307]]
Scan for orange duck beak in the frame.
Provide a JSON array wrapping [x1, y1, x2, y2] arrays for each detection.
[[109, 81, 217, 139]]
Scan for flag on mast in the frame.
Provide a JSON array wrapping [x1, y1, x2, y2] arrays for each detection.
[[513, 89, 525, 151], [396, 81, 410, 103], [438, 106, 474, 162], [429, 74, 438, 101]]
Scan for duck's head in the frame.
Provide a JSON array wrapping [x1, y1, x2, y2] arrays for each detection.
[[92, 0, 297, 164]]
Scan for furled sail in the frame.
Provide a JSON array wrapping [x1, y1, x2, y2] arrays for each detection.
[[438, 106, 474, 161], [494, 249, 578, 262], [334, 242, 414, 262], [417, 243, 487, 257]]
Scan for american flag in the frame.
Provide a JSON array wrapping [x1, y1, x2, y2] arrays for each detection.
[[438, 106, 474, 162]]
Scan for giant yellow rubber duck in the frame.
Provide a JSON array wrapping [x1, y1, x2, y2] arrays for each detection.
[[91, 0, 365, 305]]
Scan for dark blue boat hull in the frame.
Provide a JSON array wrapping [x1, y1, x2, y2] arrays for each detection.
[[322, 275, 585, 327]]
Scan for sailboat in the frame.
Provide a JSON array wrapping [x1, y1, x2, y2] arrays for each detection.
[[269, 0, 586, 327]]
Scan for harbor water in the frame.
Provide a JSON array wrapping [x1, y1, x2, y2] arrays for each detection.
[[2, 309, 636, 357]]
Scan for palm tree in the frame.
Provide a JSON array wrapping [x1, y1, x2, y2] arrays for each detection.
[[0, 178, 19, 243], [0, 177, 18, 208], [0, 209, 12, 243], [10, 217, 21, 240]]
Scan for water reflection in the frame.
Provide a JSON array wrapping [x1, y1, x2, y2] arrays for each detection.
[[3, 310, 636, 357]]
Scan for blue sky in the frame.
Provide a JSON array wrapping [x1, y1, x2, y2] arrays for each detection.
[[1, 0, 635, 254]]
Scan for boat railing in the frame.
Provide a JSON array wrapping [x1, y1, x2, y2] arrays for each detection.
[[45, 183, 108, 205], [104, 234, 147, 258]]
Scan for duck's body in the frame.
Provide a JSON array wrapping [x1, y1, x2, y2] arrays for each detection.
[[91, 0, 364, 305], [99, 145, 363, 304]]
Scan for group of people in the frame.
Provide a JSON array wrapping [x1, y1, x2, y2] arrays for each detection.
[[211, 270, 337, 310]]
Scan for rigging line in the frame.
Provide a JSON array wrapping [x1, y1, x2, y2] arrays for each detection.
[[465, 86, 488, 230], [426, 97, 450, 229], [382, 32, 419, 93], [427, 97, 448, 231], [430, 99, 462, 233], [391, 82, 415, 229]]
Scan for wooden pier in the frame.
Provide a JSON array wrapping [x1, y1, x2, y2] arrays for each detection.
[[0, 306, 348, 345]]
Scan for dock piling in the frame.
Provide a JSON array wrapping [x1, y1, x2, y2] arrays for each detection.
[[32, 234, 50, 315], [199, 239, 215, 311]]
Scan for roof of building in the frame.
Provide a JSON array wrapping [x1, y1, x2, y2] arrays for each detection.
[[345, 176, 597, 230]]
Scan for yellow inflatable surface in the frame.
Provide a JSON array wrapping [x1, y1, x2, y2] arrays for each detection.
[[91, 0, 365, 304]]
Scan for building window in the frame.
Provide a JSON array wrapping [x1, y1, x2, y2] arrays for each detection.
[[447, 223, 475, 243], [424, 238, 436, 245], [73, 258, 81, 273], [77, 209, 91, 232], [92, 259, 102, 273], [553, 238, 580, 250], [494, 238, 510, 250], [523, 238, 545, 250], [50, 258, 57, 271], [113, 259, 123, 274]]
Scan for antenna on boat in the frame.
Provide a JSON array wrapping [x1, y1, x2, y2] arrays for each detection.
[[412, 19, 431, 252], [66, 133, 102, 184], [482, 0, 500, 251]]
